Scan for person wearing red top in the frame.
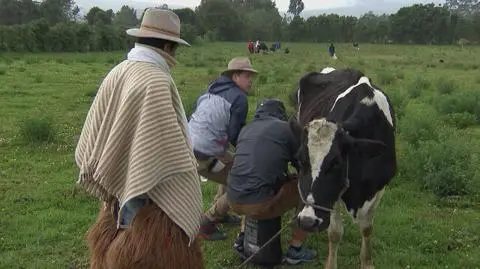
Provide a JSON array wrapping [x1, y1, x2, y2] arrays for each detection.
[[247, 40, 254, 54]]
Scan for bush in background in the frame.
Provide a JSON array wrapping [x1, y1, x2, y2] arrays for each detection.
[[404, 129, 476, 197], [19, 116, 56, 143], [434, 89, 480, 122], [407, 77, 430, 98], [436, 77, 457, 95], [442, 112, 477, 129], [398, 100, 479, 199], [398, 102, 441, 147], [0, 22, 134, 53]]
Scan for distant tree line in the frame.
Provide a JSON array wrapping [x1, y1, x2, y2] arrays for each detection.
[[0, 0, 137, 51], [0, 0, 479, 52]]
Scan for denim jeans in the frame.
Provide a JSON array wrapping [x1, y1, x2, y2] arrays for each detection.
[[118, 194, 150, 228]]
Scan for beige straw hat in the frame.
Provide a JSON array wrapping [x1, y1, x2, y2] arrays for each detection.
[[222, 57, 258, 74], [126, 8, 190, 46]]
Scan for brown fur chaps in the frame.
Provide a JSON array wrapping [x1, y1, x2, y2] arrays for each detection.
[[86, 203, 204, 269]]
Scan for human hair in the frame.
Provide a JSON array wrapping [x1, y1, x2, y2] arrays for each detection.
[[136, 37, 178, 51], [224, 70, 245, 79]]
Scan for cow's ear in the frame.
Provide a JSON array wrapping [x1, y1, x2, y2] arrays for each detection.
[[343, 134, 386, 159]]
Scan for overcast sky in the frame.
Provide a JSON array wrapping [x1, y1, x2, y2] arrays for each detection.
[[163, 0, 350, 10], [161, 0, 442, 10], [74, 0, 445, 12]]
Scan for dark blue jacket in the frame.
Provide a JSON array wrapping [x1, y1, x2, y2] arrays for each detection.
[[227, 99, 300, 204]]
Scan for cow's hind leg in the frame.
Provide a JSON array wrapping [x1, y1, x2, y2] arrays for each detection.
[[325, 203, 343, 269], [356, 188, 385, 269]]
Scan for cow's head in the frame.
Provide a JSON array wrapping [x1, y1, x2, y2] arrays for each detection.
[[289, 117, 386, 232]]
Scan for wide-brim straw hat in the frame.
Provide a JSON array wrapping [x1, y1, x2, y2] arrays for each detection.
[[126, 8, 190, 46], [222, 57, 258, 74]]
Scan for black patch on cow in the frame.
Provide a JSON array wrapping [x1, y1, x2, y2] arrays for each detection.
[[291, 68, 397, 218]]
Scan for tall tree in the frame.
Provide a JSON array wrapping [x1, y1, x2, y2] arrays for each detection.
[[196, 0, 244, 40], [445, 0, 480, 16], [114, 5, 138, 27], [288, 0, 304, 16], [85, 6, 113, 25], [0, 0, 43, 25], [173, 8, 196, 25], [390, 4, 451, 44], [40, 0, 77, 24]]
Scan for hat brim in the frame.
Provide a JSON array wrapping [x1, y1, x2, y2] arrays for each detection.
[[126, 28, 190, 47], [222, 68, 258, 74]]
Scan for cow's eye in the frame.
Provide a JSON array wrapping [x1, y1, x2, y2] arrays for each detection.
[[324, 156, 342, 173]]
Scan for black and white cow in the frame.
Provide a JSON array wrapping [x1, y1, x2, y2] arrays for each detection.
[[289, 67, 397, 269]]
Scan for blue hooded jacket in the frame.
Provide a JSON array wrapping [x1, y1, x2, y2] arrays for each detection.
[[227, 99, 300, 204], [188, 75, 248, 157]]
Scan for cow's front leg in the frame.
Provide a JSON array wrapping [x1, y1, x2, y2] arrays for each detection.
[[358, 217, 374, 269], [356, 189, 385, 269], [325, 203, 343, 269]]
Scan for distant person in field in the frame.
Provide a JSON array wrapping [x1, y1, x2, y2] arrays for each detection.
[[329, 43, 337, 59], [227, 99, 317, 265], [188, 57, 258, 241], [270, 41, 280, 52], [248, 40, 254, 54], [74, 8, 204, 269], [275, 41, 281, 51]]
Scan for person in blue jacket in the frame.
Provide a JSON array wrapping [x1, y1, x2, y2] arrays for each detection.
[[188, 57, 258, 240], [329, 43, 336, 58]]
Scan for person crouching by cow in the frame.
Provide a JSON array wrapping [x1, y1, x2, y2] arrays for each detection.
[[188, 57, 258, 241], [227, 99, 317, 265], [75, 8, 204, 269]]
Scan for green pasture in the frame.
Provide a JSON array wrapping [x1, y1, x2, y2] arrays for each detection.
[[0, 42, 479, 268]]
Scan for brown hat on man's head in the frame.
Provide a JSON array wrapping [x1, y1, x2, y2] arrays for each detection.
[[222, 57, 258, 75], [126, 8, 190, 46]]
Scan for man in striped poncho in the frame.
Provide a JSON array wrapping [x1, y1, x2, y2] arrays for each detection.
[[74, 8, 204, 269]]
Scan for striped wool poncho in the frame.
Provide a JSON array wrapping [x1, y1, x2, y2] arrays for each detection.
[[74, 44, 203, 244]]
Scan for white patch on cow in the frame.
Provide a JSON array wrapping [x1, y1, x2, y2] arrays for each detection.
[[349, 209, 355, 216], [331, 76, 370, 111], [360, 96, 376, 106], [306, 119, 338, 184], [306, 193, 315, 203], [298, 205, 323, 224], [321, 67, 336, 74], [351, 188, 385, 227], [371, 88, 393, 126], [296, 87, 301, 119], [331, 77, 393, 126]]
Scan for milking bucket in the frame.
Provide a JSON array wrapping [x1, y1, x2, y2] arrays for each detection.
[[243, 216, 282, 266]]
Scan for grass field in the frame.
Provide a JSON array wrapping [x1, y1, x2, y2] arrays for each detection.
[[1, 42, 479, 269]]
